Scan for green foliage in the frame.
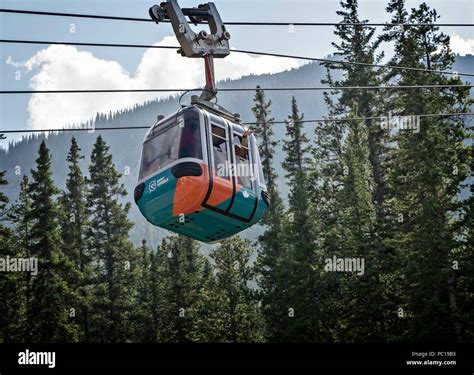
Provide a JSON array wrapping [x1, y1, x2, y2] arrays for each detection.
[[383, 0, 473, 342], [252, 86, 279, 201], [252, 87, 293, 341], [60, 137, 91, 341], [157, 235, 207, 342], [27, 141, 80, 342], [87, 136, 139, 342], [0, 170, 9, 211], [281, 97, 321, 342], [0, 171, 26, 342], [309, 0, 400, 342], [206, 237, 264, 342], [130, 240, 158, 342]]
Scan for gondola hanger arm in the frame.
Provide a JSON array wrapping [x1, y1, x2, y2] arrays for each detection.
[[149, 0, 230, 102]]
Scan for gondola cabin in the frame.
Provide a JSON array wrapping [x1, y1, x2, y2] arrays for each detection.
[[134, 102, 269, 243]]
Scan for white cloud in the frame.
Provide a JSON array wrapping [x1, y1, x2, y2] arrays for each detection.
[[450, 34, 474, 56], [23, 36, 299, 130]]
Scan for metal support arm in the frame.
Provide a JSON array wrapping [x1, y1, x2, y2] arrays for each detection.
[[201, 55, 217, 101], [149, 0, 231, 102], [149, 1, 230, 58]]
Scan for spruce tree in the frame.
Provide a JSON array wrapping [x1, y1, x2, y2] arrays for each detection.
[[27, 141, 79, 342], [0, 171, 26, 342], [131, 239, 176, 342], [9, 175, 33, 306], [148, 245, 176, 341], [252, 86, 278, 195], [308, 82, 348, 342], [6, 175, 35, 341], [132, 239, 156, 342], [329, 0, 389, 210], [158, 235, 207, 342], [252, 87, 290, 341], [309, 0, 393, 341], [190, 258, 223, 342], [336, 112, 378, 341], [281, 97, 321, 342], [384, 1, 472, 342], [208, 237, 264, 342], [328, 0, 390, 230], [60, 137, 90, 341], [87, 135, 138, 342]]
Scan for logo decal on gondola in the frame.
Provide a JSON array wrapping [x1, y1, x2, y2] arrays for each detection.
[[242, 190, 250, 198], [148, 176, 169, 193]]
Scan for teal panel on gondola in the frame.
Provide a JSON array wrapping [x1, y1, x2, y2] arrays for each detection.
[[162, 201, 251, 242], [250, 193, 268, 225], [228, 186, 256, 220], [137, 169, 177, 226]]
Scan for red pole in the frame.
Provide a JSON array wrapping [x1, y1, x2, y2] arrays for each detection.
[[203, 55, 217, 97]]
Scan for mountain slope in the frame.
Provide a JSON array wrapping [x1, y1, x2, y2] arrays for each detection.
[[1, 56, 472, 247]]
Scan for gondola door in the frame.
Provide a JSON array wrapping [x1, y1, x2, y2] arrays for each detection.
[[226, 126, 258, 221], [201, 113, 235, 214], [201, 112, 258, 223]]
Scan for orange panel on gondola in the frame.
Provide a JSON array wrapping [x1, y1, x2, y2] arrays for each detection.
[[206, 174, 234, 209], [172, 164, 209, 216]]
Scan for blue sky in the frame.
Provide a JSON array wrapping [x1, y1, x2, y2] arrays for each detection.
[[0, 0, 473, 146]]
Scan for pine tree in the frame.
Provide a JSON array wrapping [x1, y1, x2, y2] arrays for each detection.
[[87, 135, 138, 342], [9, 176, 33, 307], [27, 141, 79, 342], [208, 237, 264, 342], [60, 137, 90, 341], [384, 1, 472, 342], [131, 239, 176, 342], [308, 80, 348, 343], [132, 239, 156, 342], [252, 86, 279, 198], [6, 175, 35, 342], [0, 170, 8, 208], [190, 258, 223, 342], [281, 97, 321, 342], [308, 0, 393, 341], [282, 97, 312, 223], [282, 98, 311, 180], [252, 87, 290, 341], [158, 235, 207, 342], [459, 173, 474, 341], [148, 245, 175, 341], [328, 0, 391, 228], [0, 171, 26, 342], [336, 112, 378, 341]]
